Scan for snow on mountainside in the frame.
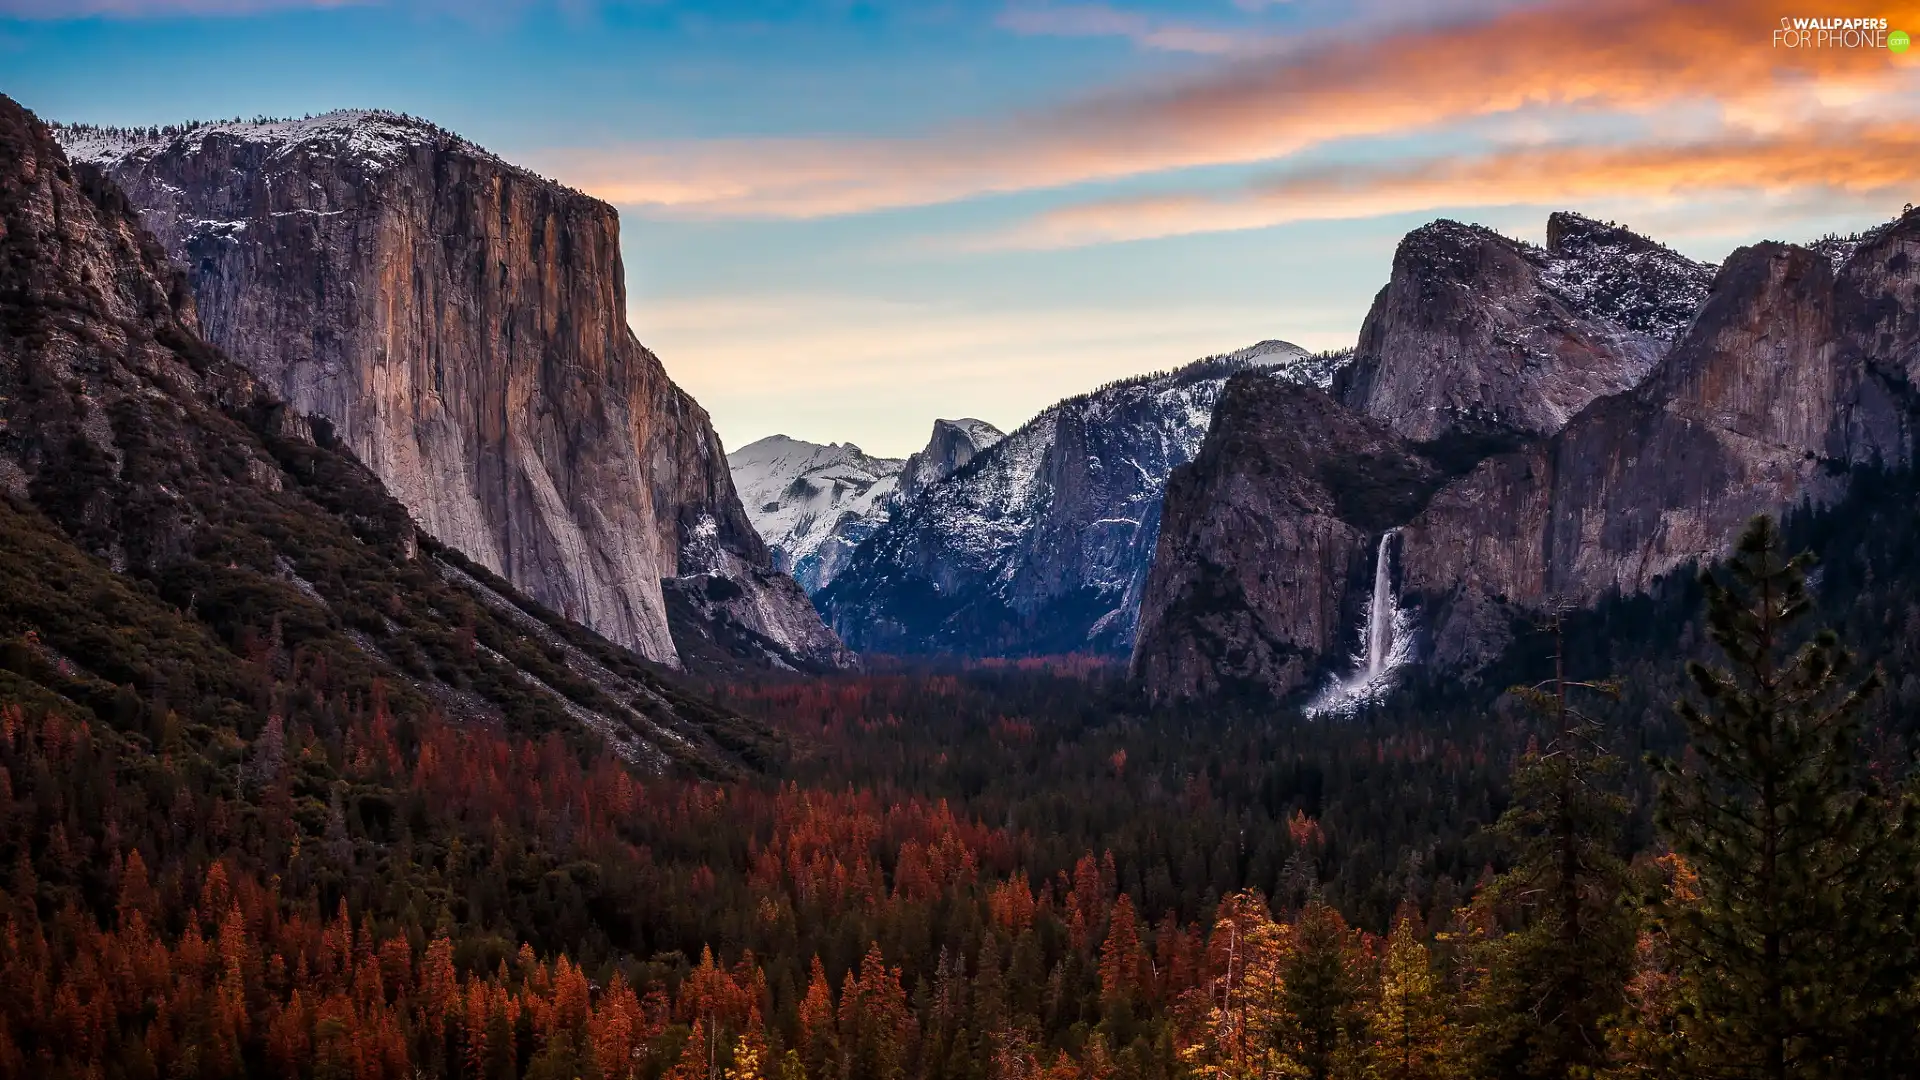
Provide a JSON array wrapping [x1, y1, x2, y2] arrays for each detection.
[[57, 110, 522, 177], [898, 418, 1007, 502], [728, 436, 906, 594], [816, 340, 1339, 657], [1534, 211, 1715, 341], [729, 418, 1005, 594]]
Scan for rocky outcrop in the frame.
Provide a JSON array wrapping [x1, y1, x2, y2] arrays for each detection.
[[0, 94, 773, 775], [58, 112, 849, 671], [1132, 209, 1920, 702], [1400, 227, 1917, 665], [898, 418, 1003, 503], [1130, 374, 1441, 701], [1336, 214, 1711, 445], [819, 341, 1330, 657]]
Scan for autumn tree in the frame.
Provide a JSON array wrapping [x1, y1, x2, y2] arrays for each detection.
[[1366, 912, 1458, 1080]]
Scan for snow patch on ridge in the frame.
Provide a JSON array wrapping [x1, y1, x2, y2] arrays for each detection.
[[727, 436, 905, 594]]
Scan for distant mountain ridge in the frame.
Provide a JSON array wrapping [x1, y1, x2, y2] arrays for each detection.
[[728, 419, 1005, 595], [817, 340, 1340, 657], [57, 109, 852, 674], [728, 436, 906, 594]]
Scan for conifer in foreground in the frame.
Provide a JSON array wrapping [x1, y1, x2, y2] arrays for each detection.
[[1652, 515, 1920, 1079]]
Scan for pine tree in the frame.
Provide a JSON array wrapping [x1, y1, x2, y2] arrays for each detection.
[[1282, 899, 1367, 1080], [1652, 515, 1920, 1079], [1367, 912, 1458, 1080], [1471, 608, 1637, 1080]]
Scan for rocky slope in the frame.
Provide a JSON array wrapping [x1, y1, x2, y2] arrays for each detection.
[[0, 94, 773, 776], [728, 418, 1003, 595], [818, 341, 1339, 656], [57, 112, 850, 673], [1133, 210, 1920, 703], [1335, 212, 1712, 447]]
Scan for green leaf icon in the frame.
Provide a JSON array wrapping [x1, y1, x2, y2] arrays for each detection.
[[1893, 29, 1912, 52]]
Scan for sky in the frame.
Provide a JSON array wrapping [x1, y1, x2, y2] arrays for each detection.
[[6, 0, 1919, 457]]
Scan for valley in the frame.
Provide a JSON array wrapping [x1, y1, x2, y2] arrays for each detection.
[[4, 84, 1919, 1080]]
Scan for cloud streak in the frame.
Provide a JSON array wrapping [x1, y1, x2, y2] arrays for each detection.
[[0, 0, 366, 15], [995, 3, 1250, 55], [546, 0, 1919, 219], [971, 126, 1920, 248]]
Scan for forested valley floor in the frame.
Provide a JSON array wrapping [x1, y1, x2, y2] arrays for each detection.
[[5, 477, 1920, 1079]]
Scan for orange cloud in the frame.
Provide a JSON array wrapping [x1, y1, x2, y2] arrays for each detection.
[[979, 126, 1920, 247], [546, 0, 1920, 218]]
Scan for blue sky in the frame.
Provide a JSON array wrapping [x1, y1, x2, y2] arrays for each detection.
[[7, 0, 1917, 456]]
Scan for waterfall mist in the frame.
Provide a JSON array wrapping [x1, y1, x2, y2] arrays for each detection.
[[1306, 528, 1413, 718]]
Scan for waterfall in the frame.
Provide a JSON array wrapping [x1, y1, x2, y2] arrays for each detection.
[[1364, 530, 1395, 679], [1306, 528, 1410, 718]]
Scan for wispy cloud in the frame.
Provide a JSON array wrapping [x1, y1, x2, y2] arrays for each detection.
[[968, 126, 1920, 248], [995, 3, 1250, 55], [544, 0, 1919, 220], [0, 0, 368, 15]]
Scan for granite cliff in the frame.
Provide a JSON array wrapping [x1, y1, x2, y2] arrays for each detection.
[[0, 94, 773, 775], [1133, 210, 1918, 703], [58, 112, 850, 672], [1400, 222, 1917, 670], [1335, 213, 1711, 447], [1129, 374, 1441, 701], [898, 418, 1005, 503]]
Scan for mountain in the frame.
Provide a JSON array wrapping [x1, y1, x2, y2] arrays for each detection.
[[1133, 210, 1919, 703], [56, 111, 852, 674], [898, 418, 1005, 502], [728, 418, 1003, 595], [817, 341, 1340, 657], [1130, 373, 1442, 703], [0, 94, 772, 777], [727, 436, 906, 593], [1335, 212, 1713, 449], [1400, 223, 1916, 669]]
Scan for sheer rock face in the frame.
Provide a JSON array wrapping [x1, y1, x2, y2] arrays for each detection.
[[1133, 210, 1918, 702], [2, 96, 773, 770], [62, 113, 849, 670], [1336, 214, 1711, 443], [897, 419, 1003, 503], [1401, 229, 1916, 666], [1128, 375, 1440, 701]]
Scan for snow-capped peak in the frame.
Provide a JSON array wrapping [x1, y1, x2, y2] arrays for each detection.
[[727, 435, 907, 594], [817, 340, 1334, 656]]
